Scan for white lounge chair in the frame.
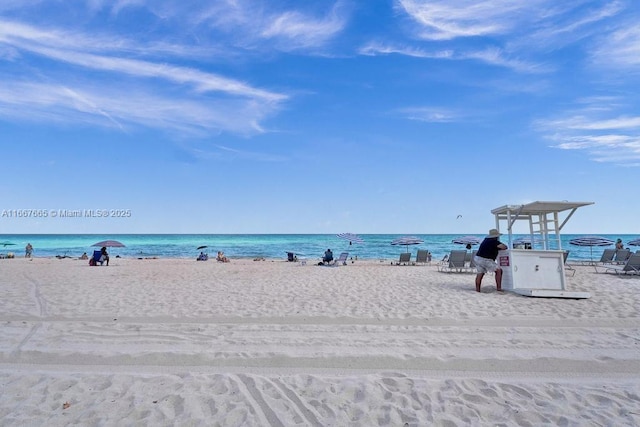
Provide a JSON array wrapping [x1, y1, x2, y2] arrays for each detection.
[[563, 251, 576, 277], [598, 249, 616, 264], [415, 249, 431, 265], [328, 252, 348, 266], [396, 252, 411, 265], [613, 249, 631, 264], [438, 250, 467, 273], [595, 253, 640, 275]]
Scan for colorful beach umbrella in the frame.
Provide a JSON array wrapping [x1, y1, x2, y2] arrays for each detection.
[[452, 236, 481, 246], [391, 236, 424, 253], [569, 236, 614, 262], [336, 233, 364, 245]]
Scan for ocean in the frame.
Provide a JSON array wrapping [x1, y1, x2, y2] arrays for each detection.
[[1, 234, 636, 262]]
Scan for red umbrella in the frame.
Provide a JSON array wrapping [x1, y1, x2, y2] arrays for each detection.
[[91, 240, 125, 248]]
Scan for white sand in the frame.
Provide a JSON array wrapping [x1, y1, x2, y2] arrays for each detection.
[[1, 256, 639, 426]]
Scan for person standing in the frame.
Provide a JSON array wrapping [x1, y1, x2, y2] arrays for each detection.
[[616, 239, 624, 250], [25, 243, 33, 258], [473, 229, 507, 293]]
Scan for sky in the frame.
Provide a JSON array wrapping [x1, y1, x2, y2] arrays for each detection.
[[0, 0, 639, 235]]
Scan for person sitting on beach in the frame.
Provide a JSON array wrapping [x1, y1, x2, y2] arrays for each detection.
[[216, 251, 230, 263], [197, 252, 208, 261], [473, 229, 507, 293], [80, 252, 88, 260], [100, 247, 110, 266], [323, 249, 334, 264]]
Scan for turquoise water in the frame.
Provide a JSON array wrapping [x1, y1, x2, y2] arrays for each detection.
[[1, 234, 637, 261]]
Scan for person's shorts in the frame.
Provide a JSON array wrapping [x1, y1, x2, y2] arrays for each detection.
[[474, 255, 499, 274]]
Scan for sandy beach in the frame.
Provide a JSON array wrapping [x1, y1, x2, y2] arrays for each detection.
[[1, 256, 639, 426]]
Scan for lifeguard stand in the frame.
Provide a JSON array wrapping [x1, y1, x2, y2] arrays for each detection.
[[491, 201, 593, 299]]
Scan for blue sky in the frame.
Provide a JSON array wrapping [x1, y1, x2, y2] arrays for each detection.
[[0, 0, 638, 234]]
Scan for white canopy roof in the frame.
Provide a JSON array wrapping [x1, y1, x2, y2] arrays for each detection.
[[491, 201, 594, 250]]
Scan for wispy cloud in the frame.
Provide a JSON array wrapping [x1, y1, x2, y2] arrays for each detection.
[[395, 0, 549, 41], [360, 42, 547, 73], [194, 1, 348, 51], [390, 0, 623, 74], [396, 106, 458, 123], [0, 81, 276, 136], [359, 42, 453, 59], [537, 100, 640, 167], [0, 18, 287, 135], [591, 21, 640, 69]]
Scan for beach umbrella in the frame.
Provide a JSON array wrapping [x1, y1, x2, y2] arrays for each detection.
[[452, 236, 481, 246], [512, 236, 543, 249], [627, 239, 640, 247], [91, 240, 126, 248], [391, 236, 424, 253], [197, 245, 208, 250], [336, 233, 364, 245], [569, 236, 614, 262], [0, 241, 16, 247]]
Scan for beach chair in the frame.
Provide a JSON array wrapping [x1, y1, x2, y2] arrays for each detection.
[[595, 253, 640, 275], [415, 249, 431, 265], [396, 252, 411, 265], [563, 251, 576, 277], [333, 252, 349, 266], [597, 249, 616, 264], [466, 250, 478, 273], [438, 250, 467, 272], [89, 250, 103, 266], [613, 249, 631, 264]]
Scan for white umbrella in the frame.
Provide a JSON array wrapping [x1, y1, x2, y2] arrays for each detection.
[[391, 236, 424, 253], [569, 236, 614, 262], [336, 233, 364, 245], [452, 236, 481, 246]]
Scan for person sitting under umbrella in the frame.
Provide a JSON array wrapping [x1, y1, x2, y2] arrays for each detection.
[[100, 247, 110, 266]]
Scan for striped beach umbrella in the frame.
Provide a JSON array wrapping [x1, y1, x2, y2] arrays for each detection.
[[627, 238, 640, 247], [452, 236, 481, 246], [391, 236, 424, 253], [569, 236, 614, 262], [336, 233, 364, 245]]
